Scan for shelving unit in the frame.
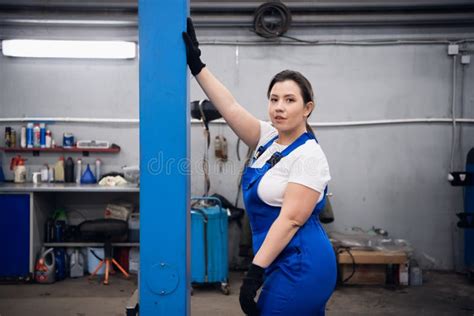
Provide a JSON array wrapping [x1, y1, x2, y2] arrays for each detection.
[[0, 183, 140, 276], [0, 143, 121, 156], [0, 182, 139, 192]]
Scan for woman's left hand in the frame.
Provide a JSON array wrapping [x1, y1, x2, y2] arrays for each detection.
[[182, 17, 206, 76], [239, 263, 264, 316]]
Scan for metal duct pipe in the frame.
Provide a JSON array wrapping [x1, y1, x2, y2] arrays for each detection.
[[0, 1, 473, 28], [192, 12, 474, 28], [290, 12, 474, 26], [0, 0, 136, 10], [1, 1, 474, 11], [0, 12, 136, 27], [191, 1, 474, 12], [1, 12, 473, 28]]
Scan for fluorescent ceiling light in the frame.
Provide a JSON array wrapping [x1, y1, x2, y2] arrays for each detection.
[[1, 39, 136, 59]]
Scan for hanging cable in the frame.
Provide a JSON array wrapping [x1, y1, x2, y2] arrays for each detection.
[[450, 55, 458, 172], [236, 138, 242, 162], [190, 99, 223, 196], [197, 100, 211, 196], [459, 57, 467, 168], [337, 247, 356, 284], [235, 144, 254, 208]]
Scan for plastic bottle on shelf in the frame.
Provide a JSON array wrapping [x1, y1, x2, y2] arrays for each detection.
[[80, 164, 96, 184], [63, 132, 74, 148], [33, 124, 41, 148], [10, 130, 16, 148], [95, 159, 101, 182], [10, 155, 27, 183], [65, 157, 74, 183], [41, 164, 49, 182], [45, 130, 52, 148], [48, 165, 54, 182], [75, 159, 82, 184], [4, 127, 11, 147], [15, 162, 27, 183], [20, 126, 26, 148], [54, 157, 65, 182], [26, 123, 34, 148], [40, 123, 46, 148]]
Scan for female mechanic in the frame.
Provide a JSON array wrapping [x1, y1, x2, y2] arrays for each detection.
[[183, 18, 337, 316]]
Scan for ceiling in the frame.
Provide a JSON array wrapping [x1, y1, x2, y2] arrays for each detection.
[[0, 0, 473, 28]]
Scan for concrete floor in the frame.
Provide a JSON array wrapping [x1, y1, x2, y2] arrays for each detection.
[[0, 271, 473, 316]]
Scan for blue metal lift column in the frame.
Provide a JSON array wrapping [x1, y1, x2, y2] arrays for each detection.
[[138, 1, 190, 315]]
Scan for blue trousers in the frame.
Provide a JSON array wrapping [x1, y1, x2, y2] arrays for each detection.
[[256, 217, 336, 315]]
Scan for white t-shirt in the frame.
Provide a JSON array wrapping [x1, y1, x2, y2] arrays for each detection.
[[251, 121, 331, 207]]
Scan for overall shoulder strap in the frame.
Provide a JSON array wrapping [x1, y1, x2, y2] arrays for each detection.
[[253, 135, 279, 161], [265, 132, 314, 168]]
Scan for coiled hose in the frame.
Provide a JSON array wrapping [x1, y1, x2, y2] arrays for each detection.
[[253, 1, 292, 38]]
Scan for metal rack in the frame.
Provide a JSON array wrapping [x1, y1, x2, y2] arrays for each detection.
[[0, 144, 121, 156]]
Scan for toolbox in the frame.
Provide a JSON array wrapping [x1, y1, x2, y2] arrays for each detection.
[[191, 196, 229, 294]]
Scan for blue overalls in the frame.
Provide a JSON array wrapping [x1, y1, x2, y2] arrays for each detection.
[[242, 132, 337, 315]]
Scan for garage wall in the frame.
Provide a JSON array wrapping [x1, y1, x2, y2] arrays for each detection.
[[190, 27, 474, 271], [1, 22, 473, 269], [0, 55, 140, 175]]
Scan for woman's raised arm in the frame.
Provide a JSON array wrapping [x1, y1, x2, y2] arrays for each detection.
[[195, 68, 260, 148], [183, 18, 260, 148]]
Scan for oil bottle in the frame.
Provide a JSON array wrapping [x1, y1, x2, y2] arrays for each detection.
[[10, 155, 27, 183]]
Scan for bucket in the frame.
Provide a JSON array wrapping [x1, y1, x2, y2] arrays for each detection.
[[35, 248, 56, 284], [87, 247, 105, 275]]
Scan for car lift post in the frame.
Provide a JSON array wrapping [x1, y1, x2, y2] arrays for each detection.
[[137, 0, 191, 315]]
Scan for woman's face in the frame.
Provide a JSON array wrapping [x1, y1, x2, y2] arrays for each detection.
[[268, 80, 313, 133]]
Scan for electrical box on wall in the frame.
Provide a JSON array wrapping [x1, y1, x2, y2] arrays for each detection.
[[448, 44, 459, 55]]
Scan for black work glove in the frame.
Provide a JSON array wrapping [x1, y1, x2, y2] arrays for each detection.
[[182, 17, 206, 76], [239, 263, 265, 316]]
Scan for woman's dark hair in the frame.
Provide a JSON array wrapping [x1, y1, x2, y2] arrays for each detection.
[[267, 70, 315, 135]]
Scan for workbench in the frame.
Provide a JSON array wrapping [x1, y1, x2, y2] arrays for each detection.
[[337, 249, 409, 285]]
